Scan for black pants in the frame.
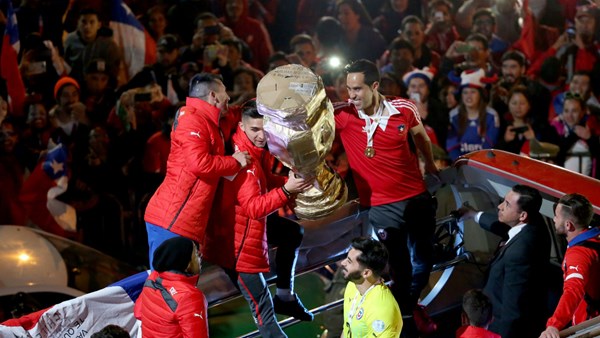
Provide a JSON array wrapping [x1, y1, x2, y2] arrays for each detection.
[[266, 214, 304, 289], [368, 192, 436, 333], [227, 215, 303, 337]]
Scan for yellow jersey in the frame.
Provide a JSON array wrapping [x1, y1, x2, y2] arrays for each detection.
[[342, 281, 402, 337]]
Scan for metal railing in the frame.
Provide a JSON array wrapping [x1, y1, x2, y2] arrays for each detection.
[[239, 251, 473, 338], [560, 315, 600, 338]]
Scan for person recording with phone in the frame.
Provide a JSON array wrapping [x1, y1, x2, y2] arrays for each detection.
[[496, 86, 558, 156], [528, 4, 600, 77], [424, 0, 460, 55], [441, 34, 495, 79], [404, 68, 449, 149]]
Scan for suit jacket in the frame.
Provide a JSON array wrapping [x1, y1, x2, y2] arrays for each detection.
[[480, 212, 551, 338]]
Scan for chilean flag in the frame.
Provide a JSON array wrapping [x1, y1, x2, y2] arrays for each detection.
[[0, 0, 26, 117], [19, 143, 77, 238], [0, 271, 149, 337], [109, 0, 156, 80]]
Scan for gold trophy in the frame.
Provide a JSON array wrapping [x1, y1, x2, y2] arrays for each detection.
[[256, 64, 347, 219]]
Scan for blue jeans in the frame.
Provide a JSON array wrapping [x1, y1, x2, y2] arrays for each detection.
[[146, 222, 181, 269]]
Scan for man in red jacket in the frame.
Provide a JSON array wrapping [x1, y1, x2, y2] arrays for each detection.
[[144, 73, 251, 267], [204, 100, 314, 337], [540, 193, 600, 338], [134, 236, 208, 338]]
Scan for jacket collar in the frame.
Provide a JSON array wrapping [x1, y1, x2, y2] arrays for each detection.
[[232, 125, 265, 160], [156, 270, 200, 285], [186, 97, 221, 126]]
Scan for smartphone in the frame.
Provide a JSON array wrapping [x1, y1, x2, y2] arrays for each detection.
[[456, 44, 475, 54], [566, 27, 576, 41], [434, 11, 444, 22], [204, 25, 221, 36], [205, 44, 219, 61], [410, 92, 421, 103], [134, 92, 152, 102], [511, 125, 528, 134]]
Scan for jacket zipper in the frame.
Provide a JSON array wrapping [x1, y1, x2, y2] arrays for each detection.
[[234, 218, 251, 266], [167, 179, 198, 230]]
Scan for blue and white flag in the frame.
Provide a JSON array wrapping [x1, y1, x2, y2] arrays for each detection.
[[0, 271, 149, 337], [109, 0, 156, 80]]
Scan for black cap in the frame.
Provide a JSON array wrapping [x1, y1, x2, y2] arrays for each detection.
[[157, 34, 181, 52], [152, 237, 194, 272]]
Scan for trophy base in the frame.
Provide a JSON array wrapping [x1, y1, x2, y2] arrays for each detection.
[[294, 166, 348, 220]]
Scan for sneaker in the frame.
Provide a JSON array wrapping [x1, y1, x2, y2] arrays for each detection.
[[273, 295, 314, 321]]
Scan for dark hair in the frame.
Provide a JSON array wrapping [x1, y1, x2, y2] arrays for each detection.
[[241, 99, 262, 119], [428, 0, 453, 13], [350, 237, 388, 277], [465, 33, 489, 50], [90, 324, 131, 338], [473, 8, 495, 25], [501, 50, 526, 67], [388, 37, 415, 55], [189, 73, 224, 98], [233, 67, 259, 88], [337, 0, 374, 27], [462, 289, 493, 327], [508, 85, 530, 106], [194, 11, 218, 29], [344, 59, 380, 86], [401, 15, 425, 32], [457, 86, 488, 137], [315, 17, 344, 49], [290, 34, 315, 50], [557, 194, 594, 228], [79, 8, 99, 18], [221, 38, 243, 53], [268, 51, 291, 65], [512, 184, 542, 216]]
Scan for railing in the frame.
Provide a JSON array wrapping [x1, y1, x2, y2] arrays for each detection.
[[238, 251, 473, 338], [560, 315, 600, 338]]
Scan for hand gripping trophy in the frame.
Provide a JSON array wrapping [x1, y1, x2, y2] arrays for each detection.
[[256, 64, 347, 219]]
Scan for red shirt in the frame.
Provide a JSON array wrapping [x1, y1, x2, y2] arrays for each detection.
[[456, 325, 501, 338], [546, 231, 600, 329], [334, 98, 426, 207]]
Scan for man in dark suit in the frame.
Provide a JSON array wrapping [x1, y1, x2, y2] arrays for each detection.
[[462, 185, 551, 338]]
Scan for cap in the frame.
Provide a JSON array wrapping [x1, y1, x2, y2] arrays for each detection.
[[152, 237, 195, 272], [402, 67, 435, 87], [54, 77, 80, 100], [448, 68, 497, 93], [157, 34, 180, 52]]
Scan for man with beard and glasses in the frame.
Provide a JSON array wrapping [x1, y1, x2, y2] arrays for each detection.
[[341, 237, 402, 338], [491, 50, 552, 126]]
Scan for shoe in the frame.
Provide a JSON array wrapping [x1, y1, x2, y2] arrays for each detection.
[[273, 295, 314, 321]]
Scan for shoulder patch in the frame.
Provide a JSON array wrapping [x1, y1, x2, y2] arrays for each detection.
[[372, 320, 385, 333]]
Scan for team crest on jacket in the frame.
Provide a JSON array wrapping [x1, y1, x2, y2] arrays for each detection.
[[398, 124, 405, 134], [372, 320, 385, 333], [356, 307, 364, 320]]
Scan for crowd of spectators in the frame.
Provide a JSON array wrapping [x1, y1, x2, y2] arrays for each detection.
[[0, 0, 599, 266]]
